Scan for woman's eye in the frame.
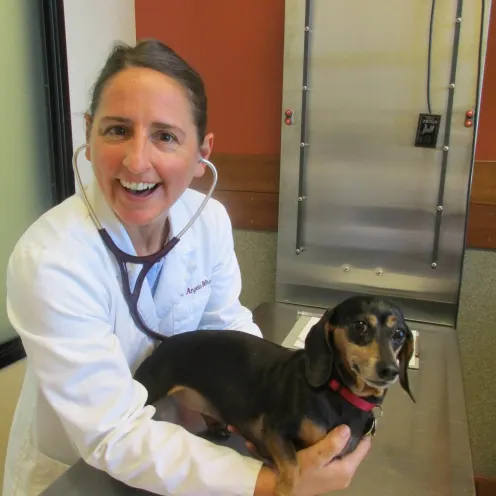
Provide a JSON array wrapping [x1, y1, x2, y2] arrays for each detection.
[[393, 328, 406, 342], [105, 125, 127, 137], [156, 131, 177, 143]]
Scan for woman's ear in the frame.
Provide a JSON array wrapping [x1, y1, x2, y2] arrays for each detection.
[[84, 114, 92, 161], [194, 132, 214, 178]]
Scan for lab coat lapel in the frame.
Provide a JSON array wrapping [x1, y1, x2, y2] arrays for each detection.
[[153, 198, 197, 321], [84, 181, 159, 333]]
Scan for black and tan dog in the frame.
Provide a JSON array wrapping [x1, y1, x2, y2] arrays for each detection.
[[133, 295, 415, 495]]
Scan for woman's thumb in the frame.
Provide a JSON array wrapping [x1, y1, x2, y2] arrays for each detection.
[[311, 425, 351, 466]]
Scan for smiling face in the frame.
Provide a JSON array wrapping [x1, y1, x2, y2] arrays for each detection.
[[85, 66, 213, 230]]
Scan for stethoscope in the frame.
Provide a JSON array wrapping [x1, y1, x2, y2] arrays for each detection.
[[72, 144, 218, 342]]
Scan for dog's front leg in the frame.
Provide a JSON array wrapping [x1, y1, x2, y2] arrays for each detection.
[[263, 427, 299, 496]]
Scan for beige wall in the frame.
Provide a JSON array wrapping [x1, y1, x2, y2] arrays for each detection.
[[62, 0, 136, 187], [0, 361, 26, 489], [234, 229, 496, 479], [457, 249, 496, 477]]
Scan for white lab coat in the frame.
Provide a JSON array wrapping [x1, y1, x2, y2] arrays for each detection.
[[3, 179, 264, 495]]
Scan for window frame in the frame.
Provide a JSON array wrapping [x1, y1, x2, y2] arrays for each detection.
[[1, 0, 73, 371]]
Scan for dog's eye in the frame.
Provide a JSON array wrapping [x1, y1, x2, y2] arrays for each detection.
[[393, 328, 406, 342], [352, 321, 368, 334]]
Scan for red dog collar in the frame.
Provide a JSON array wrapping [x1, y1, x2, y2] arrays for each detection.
[[329, 379, 376, 412]]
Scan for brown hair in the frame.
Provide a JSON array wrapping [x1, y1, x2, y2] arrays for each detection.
[[88, 39, 207, 142]]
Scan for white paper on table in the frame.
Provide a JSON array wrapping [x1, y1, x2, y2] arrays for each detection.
[[292, 317, 320, 349], [285, 316, 420, 370]]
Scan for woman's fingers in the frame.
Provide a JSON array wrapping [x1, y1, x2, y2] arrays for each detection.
[[320, 436, 372, 491], [231, 422, 370, 471], [343, 436, 372, 466], [308, 425, 353, 467], [292, 426, 372, 495]]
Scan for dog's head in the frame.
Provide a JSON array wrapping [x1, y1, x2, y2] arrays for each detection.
[[304, 295, 415, 402]]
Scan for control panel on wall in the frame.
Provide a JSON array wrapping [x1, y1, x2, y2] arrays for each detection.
[[415, 113, 442, 148]]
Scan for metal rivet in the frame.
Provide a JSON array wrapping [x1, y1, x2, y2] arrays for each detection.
[[298, 196, 306, 202], [449, 83, 455, 89], [300, 142, 308, 147], [303, 86, 308, 91], [456, 17, 462, 23], [305, 26, 310, 31], [343, 265, 350, 272], [296, 248, 301, 255], [437, 205, 443, 211], [431, 262, 437, 269], [443, 146, 449, 151], [376, 268, 383, 276]]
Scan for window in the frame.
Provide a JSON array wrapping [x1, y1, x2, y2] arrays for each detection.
[[0, 0, 73, 369]]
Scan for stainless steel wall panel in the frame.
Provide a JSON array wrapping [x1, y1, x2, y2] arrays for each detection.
[[276, 0, 491, 326]]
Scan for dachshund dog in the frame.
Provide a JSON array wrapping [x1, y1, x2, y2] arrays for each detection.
[[133, 295, 415, 495]]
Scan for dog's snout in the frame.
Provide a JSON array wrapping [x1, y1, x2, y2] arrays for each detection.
[[376, 362, 399, 382]]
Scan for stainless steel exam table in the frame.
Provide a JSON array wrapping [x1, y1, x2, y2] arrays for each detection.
[[42, 301, 476, 496]]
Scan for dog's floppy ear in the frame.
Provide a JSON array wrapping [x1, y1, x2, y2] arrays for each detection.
[[304, 310, 334, 388], [398, 324, 415, 402]]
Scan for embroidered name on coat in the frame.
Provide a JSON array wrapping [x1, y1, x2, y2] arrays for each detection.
[[186, 279, 211, 295]]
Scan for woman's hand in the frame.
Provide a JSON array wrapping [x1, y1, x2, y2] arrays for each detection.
[[253, 425, 371, 495], [293, 425, 371, 494]]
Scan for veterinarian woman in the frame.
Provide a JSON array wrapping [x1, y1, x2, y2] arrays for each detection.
[[3, 39, 370, 495]]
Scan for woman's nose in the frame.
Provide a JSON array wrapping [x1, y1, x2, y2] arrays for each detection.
[[122, 135, 151, 174]]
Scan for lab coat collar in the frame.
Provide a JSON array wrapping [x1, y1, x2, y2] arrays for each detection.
[[82, 180, 197, 337]]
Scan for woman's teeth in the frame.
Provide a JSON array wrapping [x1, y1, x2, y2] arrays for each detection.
[[119, 180, 158, 191]]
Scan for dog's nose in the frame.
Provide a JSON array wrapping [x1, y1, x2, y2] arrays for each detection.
[[376, 362, 399, 381]]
